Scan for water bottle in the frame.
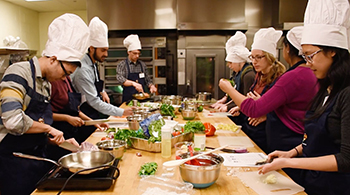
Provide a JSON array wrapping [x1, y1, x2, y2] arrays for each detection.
[[161, 125, 172, 158]]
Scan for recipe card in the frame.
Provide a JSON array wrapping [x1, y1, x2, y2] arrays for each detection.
[[220, 153, 267, 167]]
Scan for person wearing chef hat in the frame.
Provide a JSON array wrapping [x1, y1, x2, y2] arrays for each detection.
[[220, 27, 286, 153], [211, 31, 255, 121], [258, 0, 350, 194], [71, 17, 133, 125], [116, 34, 157, 103], [0, 13, 89, 195]]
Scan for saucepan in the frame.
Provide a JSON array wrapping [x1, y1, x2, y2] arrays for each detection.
[[13, 151, 116, 175]]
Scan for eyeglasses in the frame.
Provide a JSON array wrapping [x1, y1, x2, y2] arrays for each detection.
[[59, 61, 69, 76], [248, 55, 266, 61], [302, 49, 323, 64]]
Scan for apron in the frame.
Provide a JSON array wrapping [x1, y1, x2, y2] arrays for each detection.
[[0, 59, 54, 195], [122, 59, 146, 103], [80, 62, 107, 119], [301, 94, 350, 195]]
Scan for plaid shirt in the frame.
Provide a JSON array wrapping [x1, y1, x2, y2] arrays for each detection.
[[116, 58, 153, 87]]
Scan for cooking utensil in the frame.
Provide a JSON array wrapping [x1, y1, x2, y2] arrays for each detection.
[[13, 151, 115, 174], [181, 109, 197, 120], [133, 92, 150, 100], [59, 141, 80, 152], [163, 145, 228, 167], [196, 92, 212, 102], [84, 119, 109, 126], [96, 139, 126, 159], [179, 152, 224, 188], [205, 146, 248, 153]]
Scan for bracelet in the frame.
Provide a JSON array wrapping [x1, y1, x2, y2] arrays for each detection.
[[294, 147, 300, 156]]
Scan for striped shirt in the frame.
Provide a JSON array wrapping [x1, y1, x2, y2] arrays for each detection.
[[116, 58, 153, 87], [0, 57, 51, 142]]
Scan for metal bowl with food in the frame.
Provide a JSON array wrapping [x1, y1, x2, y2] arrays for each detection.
[[96, 140, 126, 159], [133, 93, 150, 100], [181, 109, 197, 120], [127, 114, 143, 130], [178, 152, 224, 188]]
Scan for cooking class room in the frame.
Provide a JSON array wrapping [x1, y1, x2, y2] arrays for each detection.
[[1, 0, 350, 195]]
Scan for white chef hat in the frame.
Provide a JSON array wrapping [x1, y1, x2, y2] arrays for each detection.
[[225, 32, 250, 63], [286, 26, 303, 55], [123, 34, 142, 51], [251, 27, 282, 57], [42, 13, 90, 62], [301, 0, 350, 50], [89, 17, 109, 48]]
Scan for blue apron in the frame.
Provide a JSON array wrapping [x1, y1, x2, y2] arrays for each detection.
[[301, 94, 350, 195], [122, 59, 146, 103], [80, 59, 107, 119], [0, 59, 54, 195]]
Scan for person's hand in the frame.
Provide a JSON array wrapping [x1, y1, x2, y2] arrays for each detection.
[[218, 105, 228, 112], [258, 157, 288, 174], [122, 107, 134, 116], [67, 116, 84, 127], [219, 78, 234, 94], [149, 85, 157, 93], [47, 128, 65, 145], [133, 82, 144, 93], [214, 103, 224, 110], [229, 106, 241, 116], [94, 123, 109, 131], [248, 115, 267, 126], [100, 91, 110, 103], [247, 91, 261, 100]]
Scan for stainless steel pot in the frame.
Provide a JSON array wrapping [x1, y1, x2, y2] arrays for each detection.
[[127, 114, 143, 130], [196, 92, 212, 102], [13, 151, 116, 174], [162, 95, 182, 105]]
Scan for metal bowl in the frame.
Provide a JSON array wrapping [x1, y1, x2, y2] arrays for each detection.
[[96, 140, 126, 159], [196, 92, 212, 102], [181, 109, 197, 120], [127, 114, 142, 130], [178, 152, 224, 188]]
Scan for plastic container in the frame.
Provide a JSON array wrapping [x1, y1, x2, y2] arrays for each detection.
[[161, 125, 172, 158], [194, 133, 206, 151], [138, 176, 194, 195]]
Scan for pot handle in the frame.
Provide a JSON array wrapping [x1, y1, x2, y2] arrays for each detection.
[[13, 152, 60, 167], [110, 165, 120, 179]]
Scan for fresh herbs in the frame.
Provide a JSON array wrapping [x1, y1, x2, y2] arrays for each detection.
[[160, 104, 176, 118], [147, 119, 164, 143], [114, 128, 145, 146], [138, 162, 158, 176], [184, 121, 205, 133]]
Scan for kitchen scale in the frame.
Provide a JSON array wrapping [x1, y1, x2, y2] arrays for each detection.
[[36, 158, 120, 191]]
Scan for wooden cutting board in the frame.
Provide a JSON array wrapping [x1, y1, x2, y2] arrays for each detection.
[[237, 171, 305, 195]]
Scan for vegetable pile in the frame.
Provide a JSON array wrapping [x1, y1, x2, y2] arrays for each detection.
[[160, 104, 176, 118], [183, 121, 205, 133], [138, 162, 158, 176]]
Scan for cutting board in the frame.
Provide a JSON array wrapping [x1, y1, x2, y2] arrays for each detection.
[[217, 136, 254, 148], [237, 171, 305, 195]]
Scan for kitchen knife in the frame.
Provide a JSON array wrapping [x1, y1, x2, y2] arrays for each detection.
[[59, 141, 80, 152], [84, 119, 109, 126]]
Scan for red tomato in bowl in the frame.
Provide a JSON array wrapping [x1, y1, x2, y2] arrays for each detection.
[[203, 122, 216, 136]]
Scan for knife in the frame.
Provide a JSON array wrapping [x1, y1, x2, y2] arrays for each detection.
[[59, 141, 80, 152], [84, 119, 109, 126]]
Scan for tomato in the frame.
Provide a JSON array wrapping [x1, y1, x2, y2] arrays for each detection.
[[203, 122, 216, 136], [101, 136, 112, 141], [172, 131, 181, 137]]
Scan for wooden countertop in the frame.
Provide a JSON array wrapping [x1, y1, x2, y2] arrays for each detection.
[[33, 104, 306, 195]]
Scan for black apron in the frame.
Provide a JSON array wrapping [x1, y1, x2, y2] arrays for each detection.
[[0, 59, 54, 195], [301, 94, 350, 195], [122, 59, 146, 103], [80, 61, 107, 119]]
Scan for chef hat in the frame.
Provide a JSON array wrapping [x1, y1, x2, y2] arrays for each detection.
[[225, 32, 250, 63], [123, 34, 142, 51], [89, 17, 109, 48], [301, 0, 350, 50], [251, 27, 282, 57], [286, 26, 303, 55], [42, 13, 90, 62]]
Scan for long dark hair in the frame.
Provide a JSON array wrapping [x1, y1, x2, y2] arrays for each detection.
[[308, 46, 350, 120], [282, 37, 301, 58]]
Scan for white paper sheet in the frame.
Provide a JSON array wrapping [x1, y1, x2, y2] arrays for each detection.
[[217, 136, 254, 148], [220, 153, 267, 167]]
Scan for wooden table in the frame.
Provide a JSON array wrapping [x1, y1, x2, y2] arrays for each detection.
[[33, 105, 306, 195]]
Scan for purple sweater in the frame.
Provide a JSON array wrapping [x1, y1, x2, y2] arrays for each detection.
[[241, 66, 318, 134]]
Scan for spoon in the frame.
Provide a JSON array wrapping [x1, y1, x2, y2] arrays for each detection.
[[163, 145, 229, 167]]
